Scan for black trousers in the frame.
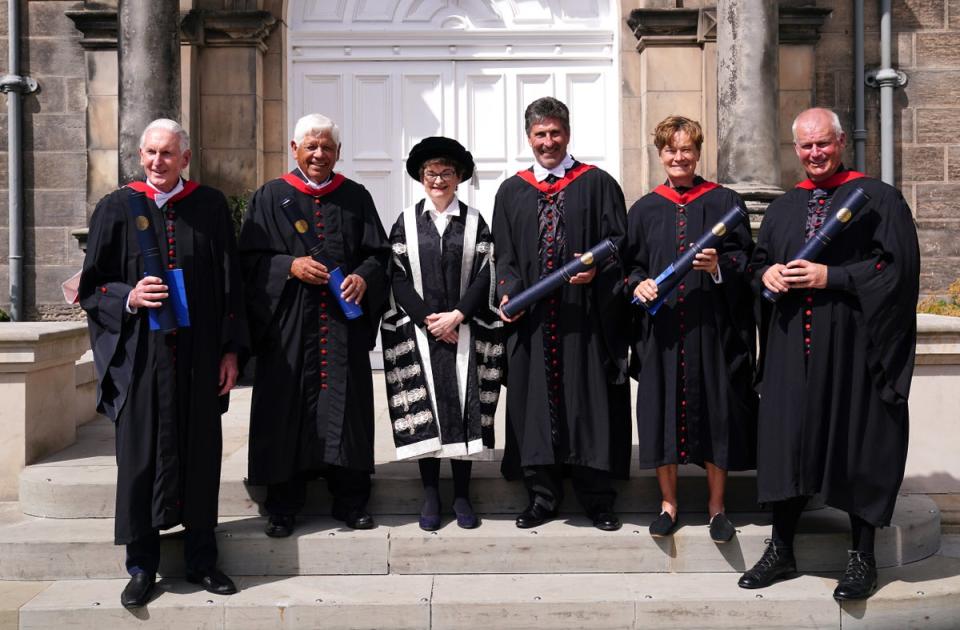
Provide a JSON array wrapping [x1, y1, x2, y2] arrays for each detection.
[[522, 464, 616, 516], [126, 528, 216, 577], [265, 465, 371, 516]]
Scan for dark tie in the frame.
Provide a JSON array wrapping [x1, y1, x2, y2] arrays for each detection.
[[545, 173, 559, 184]]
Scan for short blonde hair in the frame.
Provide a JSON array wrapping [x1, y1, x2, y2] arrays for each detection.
[[653, 116, 703, 152]]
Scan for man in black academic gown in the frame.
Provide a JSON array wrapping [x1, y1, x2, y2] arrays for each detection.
[[239, 113, 390, 537], [739, 107, 920, 600], [493, 97, 631, 531], [80, 119, 247, 608]]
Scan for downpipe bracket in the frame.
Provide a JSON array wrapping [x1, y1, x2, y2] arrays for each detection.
[[865, 68, 908, 89], [0, 74, 39, 94]]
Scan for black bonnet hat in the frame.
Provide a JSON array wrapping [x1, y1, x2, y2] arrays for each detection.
[[405, 136, 475, 182]]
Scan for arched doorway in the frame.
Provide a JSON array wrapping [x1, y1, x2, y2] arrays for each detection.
[[285, 0, 620, 227]]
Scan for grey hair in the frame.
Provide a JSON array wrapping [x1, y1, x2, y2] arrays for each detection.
[[293, 113, 341, 146], [140, 118, 190, 153], [524, 97, 570, 135], [792, 108, 844, 143]]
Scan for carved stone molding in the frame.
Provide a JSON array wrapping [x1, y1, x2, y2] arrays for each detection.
[[66, 8, 278, 52], [627, 5, 831, 51]]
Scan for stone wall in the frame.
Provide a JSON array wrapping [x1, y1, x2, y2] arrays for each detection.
[[814, 0, 960, 296], [0, 1, 88, 321]]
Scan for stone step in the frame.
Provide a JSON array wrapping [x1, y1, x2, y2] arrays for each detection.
[[0, 495, 939, 581], [19, 454, 766, 518], [12, 553, 960, 630]]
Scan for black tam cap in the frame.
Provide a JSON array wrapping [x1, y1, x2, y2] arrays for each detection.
[[405, 136, 475, 182]]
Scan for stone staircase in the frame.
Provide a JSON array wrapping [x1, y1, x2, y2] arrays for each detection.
[[2, 386, 959, 629]]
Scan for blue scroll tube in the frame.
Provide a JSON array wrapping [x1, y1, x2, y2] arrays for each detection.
[[278, 197, 364, 320], [127, 190, 179, 333], [761, 186, 871, 303], [632, 204, 749, 315], [500, 239, 619, 319]]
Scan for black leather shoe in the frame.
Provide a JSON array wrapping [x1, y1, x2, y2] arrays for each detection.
[[590, 510, 622, 531], [515, 503, 557, 529], [709, 513, 736, 543], [264, 514, 295, 538], [332, 507, 375, 530], [120, 572, 155, 609], [186, 567, 238, 596], [649, 511, 678, 537], [833, 551, 878, 600], [738, 540, 797, 589]]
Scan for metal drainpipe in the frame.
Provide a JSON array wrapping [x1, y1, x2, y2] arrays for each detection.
[[0, 0, 38, 321], [853, 0, 866, 172], [872, 0, 907, 185]]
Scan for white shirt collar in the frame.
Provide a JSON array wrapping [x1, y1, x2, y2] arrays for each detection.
[[147, 178, 184, 209], [532, 153, 575, 182], [297, 167, 333, 189], [422, 196, 460, 236]]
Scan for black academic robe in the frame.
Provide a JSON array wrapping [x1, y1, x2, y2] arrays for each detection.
[[625, 180, 757, 471], [381, 199, 502, 459], [493, 163, 632, 479], [240, 171, 389, 483], [80, 182, 247, 544], [749, 172, 920, 526]]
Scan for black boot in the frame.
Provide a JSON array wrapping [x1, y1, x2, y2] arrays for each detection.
[[738, 539, 797, 589], [833, 550, 878, 600]]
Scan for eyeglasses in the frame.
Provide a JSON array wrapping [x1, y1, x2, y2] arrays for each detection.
[[423, 170, 457, 181]]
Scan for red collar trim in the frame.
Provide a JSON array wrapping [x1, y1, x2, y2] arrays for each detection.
[[127, 180, 200, 203], [795, 170, 866, 190], [280, 172, 346, 197], [652, 180, 719, 206], [516, 163, 596, 195]]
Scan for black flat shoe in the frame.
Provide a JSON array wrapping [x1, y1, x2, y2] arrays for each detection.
[[738, 540, 797, 589], [833, 551, 878, 600], [453, 498, 479, 529], [590, 510, 622, 531], [515, 503, 557, 529], [649, 511, 678, 537], [186, 567, 238, 595], [264, 514, 295, 538], [709, 513, 736, 543], [332, 507, 375, 530], [120, 572, 155, 609]]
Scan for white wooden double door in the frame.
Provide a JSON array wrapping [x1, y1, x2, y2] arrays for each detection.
[[291, 59, 618, 229]]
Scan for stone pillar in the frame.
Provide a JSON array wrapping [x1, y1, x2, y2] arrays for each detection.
[[716, 0, 782, 202], [117, 0, 181, 183]]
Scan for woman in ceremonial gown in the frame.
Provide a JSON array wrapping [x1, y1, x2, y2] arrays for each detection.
[[381, 137, 502, 531], [625, 116, 757, 541]]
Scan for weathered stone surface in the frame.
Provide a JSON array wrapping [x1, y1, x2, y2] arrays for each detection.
[[200, 96, 258, 150], [916, 183, 960, 218], [86, 50, 118, 97], [949, 145, 960, 180], [24, 264, 86, 308], [0, 581, 49, 630], [779, 90, 814, 143], [263, 152, 287, 181], [894, 0, 947, 30], [621, 98, 646, 151], [86, 149, 118, 210], [902, 106, 915, 144], [916, 109, 960, 144], [22, 152, 86, 191], [916, 32, 960, 68], [24, 229, 71, 267], [919, 220, 960, 257], [908, 70, 960, 104], [23, 114, 86, 152], [26, 77, 66, 115], [65, 77, 86, 114], [779, 45, 814, 91], [22, 39, 85, 77], [919, 255, 960, 295], [902, 145, 946, 182], [641, 47, 702, 93], [199, 47, 259, 96], [263, 52, 284, 101], [621, 47, 642, 98], [87, 95, 118, 151], [952, 0, 960, 30], [198, 149, 259, 197], [25, 2, 80, 38]]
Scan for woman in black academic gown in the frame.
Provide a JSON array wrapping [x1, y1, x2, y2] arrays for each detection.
[[625, 116, 757, 542], [380, 137, 503, 531]]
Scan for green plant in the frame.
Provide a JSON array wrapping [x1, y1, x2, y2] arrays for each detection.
[[917, 278, 960, 317], [0, 309, 9, 322], [227, 193, 251, 240]]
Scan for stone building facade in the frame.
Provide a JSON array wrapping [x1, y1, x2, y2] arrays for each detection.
[[0, 0, 957, 320]]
